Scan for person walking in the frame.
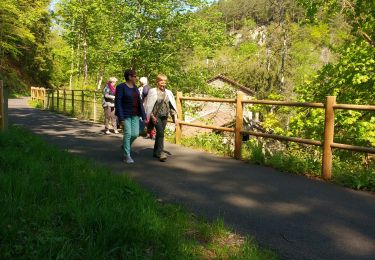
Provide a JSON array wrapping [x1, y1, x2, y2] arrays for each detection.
[[144, 74, 178, 162], [102, 77, 119, 134], [139, 76, 151, 100], [115, 69, 146, 163], [139, 76, 155, 139]]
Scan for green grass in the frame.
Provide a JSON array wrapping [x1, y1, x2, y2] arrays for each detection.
[[180, 133, 233, 157], [0, 126, 275, 259], [243, 140, 375, 191]]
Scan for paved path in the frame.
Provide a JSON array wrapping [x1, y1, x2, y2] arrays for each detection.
[[8, 98, 375, 260]]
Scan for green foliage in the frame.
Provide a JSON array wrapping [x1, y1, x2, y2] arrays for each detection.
[[244, 140, 322, 176], [295, 0, 374, 46], [54, 0, 227, 91], [0, 126, 276, 259], [181, 132, 233, 156], [293, 40, 375, 147], [333, 158, 375, 191], [0, 0, 53, 93]]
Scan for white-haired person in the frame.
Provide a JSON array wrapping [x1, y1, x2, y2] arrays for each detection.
[[139, 76, 155, 139], [138, 76, 150, 100], [144, 74, 178, 162], [102, 77, 119, 134]]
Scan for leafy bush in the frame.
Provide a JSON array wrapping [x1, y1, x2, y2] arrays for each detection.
[[181, 132, 233, 156]]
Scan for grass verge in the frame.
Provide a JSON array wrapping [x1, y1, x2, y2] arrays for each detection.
[[0, 126, 275, 259]]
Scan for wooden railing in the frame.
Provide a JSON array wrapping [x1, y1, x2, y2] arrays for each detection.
[[175, 91, 375, 180], [31, 87, 375, 179], [30, 87, 46, 105], [31, 87, 103, 122]]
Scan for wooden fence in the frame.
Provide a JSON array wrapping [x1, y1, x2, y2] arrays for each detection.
[[175, 91, 375, 180], [31, 87, 104, 122], [0, 80, 7, 130], [31, 87, 375, 179]]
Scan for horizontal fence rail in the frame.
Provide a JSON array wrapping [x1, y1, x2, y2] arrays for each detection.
[[180, 96, 236, 103], [175, 91, 375, 180], [242, 99, 325, 108], [31, 87, 375, 180], [331, 143, 375, 154], [333, 104, 375, 111], [180, 121, 235, 132], [241, 130, 323, 147]]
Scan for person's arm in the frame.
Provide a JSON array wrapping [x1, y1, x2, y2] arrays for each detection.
[[115, 85, 124, 122], [103, 86, 115, 100], [105, 93, 115, 100], [137, 88, 146, 121], [142, 85, 149, 99], [169, 102, 178, 124]]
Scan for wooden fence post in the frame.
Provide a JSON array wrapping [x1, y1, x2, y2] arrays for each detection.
[[41, 89, 43, 104], [0, 80, 6, 130], [63, 89, 66, 113], [81, 90, 84, 115], [175, 91, 183, 144], [43, 88, 46, 108], [56, 89, 60, 112], [46, 89, 50, 109], [51, 90, 55, 111], [322, 96, 336, 179], [71, 90, 75, 114], [93, 92, 97, 122], [234, 91, 244, 160]]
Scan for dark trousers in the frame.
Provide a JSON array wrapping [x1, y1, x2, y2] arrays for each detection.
[[153, 116, 168, 156], [146, 117, 156, 137]]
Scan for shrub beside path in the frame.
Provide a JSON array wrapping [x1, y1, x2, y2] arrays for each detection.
[[9, 98, 375, 260]]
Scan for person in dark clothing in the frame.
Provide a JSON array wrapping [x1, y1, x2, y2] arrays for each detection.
[[115, 69, 146, 163], [139, 76, 155, 139], [139, 76, 150, 100]]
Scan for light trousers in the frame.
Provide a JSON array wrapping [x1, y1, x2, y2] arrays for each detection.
[[123, 116, 139, 156]]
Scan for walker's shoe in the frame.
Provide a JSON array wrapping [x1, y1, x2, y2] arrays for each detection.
[[105, 130, 111, 134], [114, 130, 119, 134], [159, 152, 167, 162], [123, 155, 134, 164]]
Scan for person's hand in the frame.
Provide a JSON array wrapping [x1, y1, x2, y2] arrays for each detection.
[[119, 121, 124, 129], [151, 115, 157, 124], [174, 118, 179, 127]]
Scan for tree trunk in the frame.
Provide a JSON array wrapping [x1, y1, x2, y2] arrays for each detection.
[[76, 40, 80, 89], [83, 38, 88, 88], [69, 19, 75, 90], [280, 23, 288, 91], [69, 44, 75, 90]]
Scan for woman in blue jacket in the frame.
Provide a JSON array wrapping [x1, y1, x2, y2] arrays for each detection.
[[115, 69, 146, 163]]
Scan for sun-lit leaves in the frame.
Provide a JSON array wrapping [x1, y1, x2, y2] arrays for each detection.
[[0, 0, 53, 91]]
